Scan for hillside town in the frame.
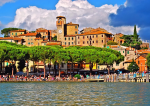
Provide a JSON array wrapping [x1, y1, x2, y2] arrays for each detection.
[[0, 16, 150, 76]]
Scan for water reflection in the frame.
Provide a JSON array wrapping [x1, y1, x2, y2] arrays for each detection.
[[0, 82, 150, 105]]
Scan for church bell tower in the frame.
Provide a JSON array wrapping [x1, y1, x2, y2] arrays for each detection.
[[56, 16, 66, 42]]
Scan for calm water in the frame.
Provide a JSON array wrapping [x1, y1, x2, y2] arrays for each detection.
[[0, 82, 150, 106]]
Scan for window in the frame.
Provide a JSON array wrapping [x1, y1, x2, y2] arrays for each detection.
[[44, 43, 46, 45], [116, 63, 119, 66], [12, 33, 13, 35], [96, 40, 98, 43], [78, 36, 80, 39], [28, 42, 30, 45], [15, 33, 17, 36], [98, 66, 99, 69], [93, 41, 94, 43], [127, 51, 129, 54], [65, 42, 66, 45], [78, 41, 80, 44], [28, 39, 30, 40], [123, 51, 124, 53], [68, 42, 70, 45], [83, 41, 85, 44], [96, 35, 98, 38], [72, 42, 73, 45], [123, 63, 124, 66], [87, 41, 88, 44], [102, 34, 103, 37], [68, 37, 70, 40], [65, 37, 66, 40], [87, 36, 88, 38], [93, 35, 94, 38], [72, 37, 73, 40], [21, 33, 22, 34], [102, 40, 103, 43], [31, 39, 32, 40], [75, 31, 77, 34], [75, 26, 77, 29], [31, 42, 34, 45], [83, 36, 84, 39]]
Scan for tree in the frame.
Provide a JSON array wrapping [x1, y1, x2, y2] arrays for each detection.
[[120, 25, 142, 49], [52, 36, 57, 41], [146, 54, 150, 70], [1, 28, 21, 37], [38, 46, 50, 78], [17, 59, 25, 72], [107, 41, 118, 45], [128, 59, 139, 72]]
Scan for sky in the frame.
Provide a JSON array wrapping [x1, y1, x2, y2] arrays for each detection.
[[0, 0, 149, 41]]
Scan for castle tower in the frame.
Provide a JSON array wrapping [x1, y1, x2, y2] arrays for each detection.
[[56, 16, 66, 41]]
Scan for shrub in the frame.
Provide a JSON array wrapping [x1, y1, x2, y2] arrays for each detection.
[[74, 74, 81, 79]]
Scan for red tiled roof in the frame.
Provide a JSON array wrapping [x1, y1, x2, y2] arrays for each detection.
[[10, 30, 26, 32], [78, 30, 112, 35], [46, 42, 61, 45], [126, 47, 135, 50], [0, 37, 14, 40], [41, 41, 47, 43], [13, 37, 22, 40], [64, 35, 76, 37], [124, 59, 134, 63], [18, 33, 36, 36], [66, 22, 79, 26], [36, 30, 47, 32], [34, 37, 42, 40], [56, 16, 66, 18]]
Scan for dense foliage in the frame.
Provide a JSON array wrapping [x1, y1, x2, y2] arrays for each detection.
[[74, 74, 81, 79], [0, 41, 124, 77], [107, 41, 118, 45], [146, 54, 150, 70], [1, 28, 22, 37], [127, 60, 139, 72], [120, 25, 142, 49]]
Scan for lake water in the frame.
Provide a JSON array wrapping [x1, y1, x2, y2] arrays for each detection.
[[0, 82, 150, 106]]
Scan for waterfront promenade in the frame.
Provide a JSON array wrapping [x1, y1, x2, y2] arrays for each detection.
[[0, 72, 150, 83]]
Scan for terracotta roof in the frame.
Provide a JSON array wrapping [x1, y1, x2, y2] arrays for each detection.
[[13, 37, 23, 40], [46, 42, 61, 46], [124, 59, 134, 63], [110, 45, 119, 48], [9, 30, 26, 32], [18, 33, 36, 36], [56, 16, 66, 18], [34, 37, 42, 40], [137, 50, 150, 54], [41, 41, 47, 43], [64, 35, 76, 37], [66, 22, 79, 26], [126, 47, 135, 51], [44, 38, 48, 40], [36, 30, 47, 32], [0, 37, 14, 40]]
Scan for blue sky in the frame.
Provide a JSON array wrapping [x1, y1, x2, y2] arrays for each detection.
[[0, 0, 149, 42], [0, 0, 125, 25]]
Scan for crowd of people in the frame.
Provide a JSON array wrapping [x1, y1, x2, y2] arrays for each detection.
[[0, 71, 149, 82]]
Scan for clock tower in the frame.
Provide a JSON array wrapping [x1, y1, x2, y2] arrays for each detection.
[[56, 16, 66, 42]]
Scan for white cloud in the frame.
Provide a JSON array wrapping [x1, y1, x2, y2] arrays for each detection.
[[6, 0, 137, 35], [0, 0, 14, 6]]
